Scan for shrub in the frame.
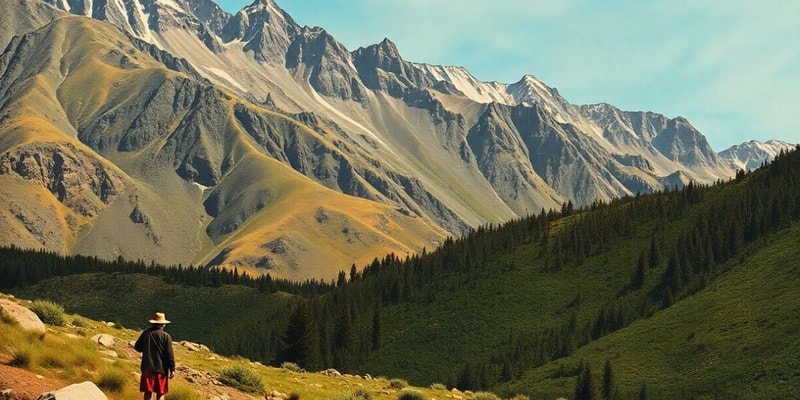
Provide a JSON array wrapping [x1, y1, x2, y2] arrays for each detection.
[[8, 341, 34, 368], [429, 383, 447, 390], [334, 388, 372, 400], [388, 378, 408, 389], [71, 318, 87, 328], [471, 392, 500, 400], [397, 389, 427, 400], [281, 361, 304, 372], [96, 367, 128, 393], [218, 363, 265, 394], [30, 300, 66, 326]]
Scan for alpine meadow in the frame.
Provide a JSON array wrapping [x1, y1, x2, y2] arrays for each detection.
[[0, 0, 799, 399]]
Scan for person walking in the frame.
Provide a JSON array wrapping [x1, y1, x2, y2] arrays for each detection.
[[134, 312, 175, 400]]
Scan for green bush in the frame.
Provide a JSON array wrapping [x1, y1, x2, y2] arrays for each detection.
[[334, 388, 372, 400], [96, 367, 128, 393], [389, 378, 409, 389], [71, 318, 87, 328], [218, 363, 265, 394], [30, 300, 66, 326], [281, 361, 304, 372], [397, 389, 427, 400]]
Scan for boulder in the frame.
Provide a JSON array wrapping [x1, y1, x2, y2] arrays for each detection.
[[0, 299, 45, 334], [90, 334, 116, 347], [179, 340, 209, 352], [36, 381, 107, 400]]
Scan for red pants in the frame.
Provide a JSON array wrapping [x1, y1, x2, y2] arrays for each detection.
[[140, 371, 169, 394]]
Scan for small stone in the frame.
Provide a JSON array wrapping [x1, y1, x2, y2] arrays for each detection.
[[90, 334, 116, 348], [99, 349, 118, 358]]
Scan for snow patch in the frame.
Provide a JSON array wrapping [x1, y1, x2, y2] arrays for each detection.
[[159, 0, 185, 12], [192, 181, 211, 192], [202, 66, 247, 92]]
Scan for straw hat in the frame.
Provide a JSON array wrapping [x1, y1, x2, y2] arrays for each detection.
[[148, 312, 171, 324]]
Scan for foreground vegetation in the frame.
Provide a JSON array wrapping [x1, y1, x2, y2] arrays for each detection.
[[0, 295, 484, 399], [2, 146, 798, 399]]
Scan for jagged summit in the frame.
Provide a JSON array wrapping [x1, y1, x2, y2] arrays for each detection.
[[719, 140, 797, 171]]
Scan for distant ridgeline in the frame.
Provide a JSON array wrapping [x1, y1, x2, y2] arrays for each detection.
[[2, 146, 798, 396]]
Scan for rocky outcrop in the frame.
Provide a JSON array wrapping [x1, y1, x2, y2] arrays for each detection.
[[0, 143, 125, 217], [36, 381, 107, 400], [0, 299, 46, 334], [286, 28, 369, 103]]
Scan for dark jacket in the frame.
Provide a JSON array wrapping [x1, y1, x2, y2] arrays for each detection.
[[134, 326, 175, 374]]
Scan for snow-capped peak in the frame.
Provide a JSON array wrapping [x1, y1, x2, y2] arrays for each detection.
[[718, 140, 797, 171]]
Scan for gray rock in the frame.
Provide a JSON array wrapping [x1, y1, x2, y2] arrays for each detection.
[[36, 381, 107, 400], [0, 299, 45, 334], [90, 333, 116, 348]]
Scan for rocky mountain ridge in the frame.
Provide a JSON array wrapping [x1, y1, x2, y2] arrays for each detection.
[[0, 0, 794, 280]]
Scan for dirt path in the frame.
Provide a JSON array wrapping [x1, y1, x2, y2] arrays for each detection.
[[0, 364, 72, 400]]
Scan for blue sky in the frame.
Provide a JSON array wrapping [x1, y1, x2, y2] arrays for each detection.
[[216, 0, 799, 151]]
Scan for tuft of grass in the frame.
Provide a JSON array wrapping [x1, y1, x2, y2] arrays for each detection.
[[471, 392, 500, 400], [333, 388, 372, 400], [397, 389, 427, 400], [281, 361, 304, 372], [30, 300, 66, 326], [168, 382, 205, 400], [388, 378, 409, 389], [218, 362, 265, 394], [96, 366, 128, 393], [8, 340, 34, 368], [429, 383, 446, 390]]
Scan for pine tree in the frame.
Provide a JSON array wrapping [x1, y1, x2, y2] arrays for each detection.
[[333, 304, 356, 370], [601, 359, 620, 400], [280, 300, 322, 370], [574, 360, 599, 400], [638, 382, 648, 400], [371, 306, 382, 351], [633, 252, 647, 288], [648, 237, 660, 268]]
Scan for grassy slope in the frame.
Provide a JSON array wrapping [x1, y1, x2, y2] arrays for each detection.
[[499, 223, 800, 399], [363, 211, 658, 386], [0, 294, 459, 400]]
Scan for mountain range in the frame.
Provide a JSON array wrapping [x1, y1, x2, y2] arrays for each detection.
[[0, 0, 794, 280]]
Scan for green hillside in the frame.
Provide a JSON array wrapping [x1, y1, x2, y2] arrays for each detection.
[[3, 147, 798, 399], [499, 223, 800, 399]]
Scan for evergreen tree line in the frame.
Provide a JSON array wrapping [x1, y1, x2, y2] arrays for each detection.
[[448, 146, 800, 393], [0, 248, 335, 296]]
